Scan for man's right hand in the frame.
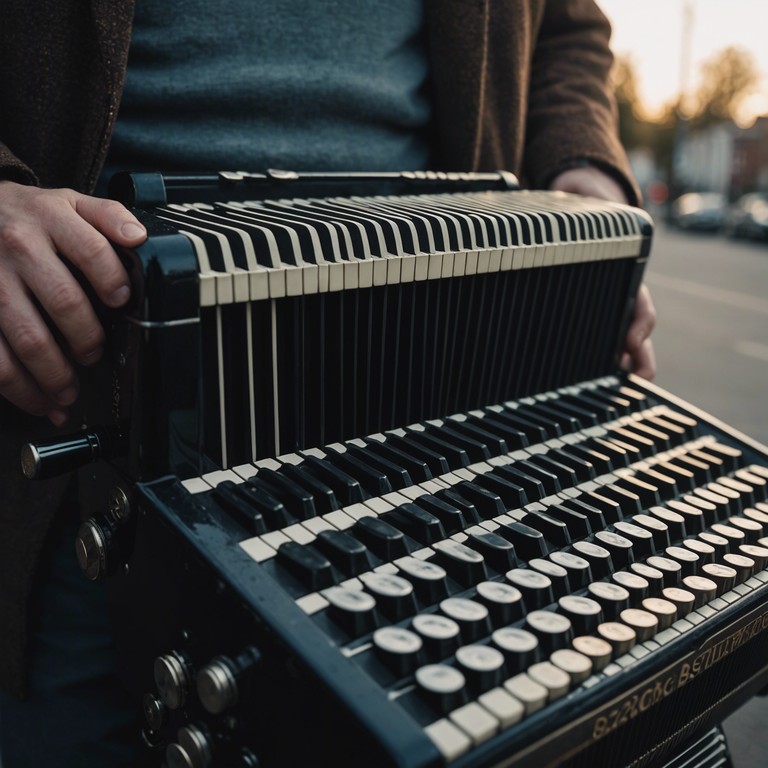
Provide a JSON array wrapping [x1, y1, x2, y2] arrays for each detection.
[[0, 181, 147, 426]]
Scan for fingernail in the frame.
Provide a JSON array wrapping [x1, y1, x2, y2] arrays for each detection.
[[48, 409, 69, 427], [55, 386, 78, 406], [108, 285, 130, 306], [121, 222, 146, 240]]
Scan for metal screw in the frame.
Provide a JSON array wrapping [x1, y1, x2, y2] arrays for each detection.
[[108, 487, 131, 523]]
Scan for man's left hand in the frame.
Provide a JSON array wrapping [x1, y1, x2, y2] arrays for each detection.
[[549, 165, 657, 380]]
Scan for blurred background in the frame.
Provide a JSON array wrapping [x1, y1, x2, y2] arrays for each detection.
[[599, 2, 768, 765]]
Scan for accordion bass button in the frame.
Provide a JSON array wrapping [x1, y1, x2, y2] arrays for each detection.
[[197, 647, 262, 715], [166, 724, 212, 768], [154, 651, 193, 710]]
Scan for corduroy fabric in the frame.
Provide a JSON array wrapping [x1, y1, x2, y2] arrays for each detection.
[[0, 0, 638, 699]]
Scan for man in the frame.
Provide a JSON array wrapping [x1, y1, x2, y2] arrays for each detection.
[[0, 1, 655, 764]]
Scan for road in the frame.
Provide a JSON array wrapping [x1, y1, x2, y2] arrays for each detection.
[[644, 222, 768, 768], [644, 223, 768, 447]]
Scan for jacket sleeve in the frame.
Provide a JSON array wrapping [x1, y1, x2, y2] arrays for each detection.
[[523, 0, 640, 205], [0, 142, 39, 186]]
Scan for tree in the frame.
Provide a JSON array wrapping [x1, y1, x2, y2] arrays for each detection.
[[689, 46, 759, 127]]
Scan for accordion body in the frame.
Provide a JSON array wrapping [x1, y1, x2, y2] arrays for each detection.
[[26, 171, 768, 768]]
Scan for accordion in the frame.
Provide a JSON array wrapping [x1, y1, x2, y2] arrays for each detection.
[[24, 171, 768, 768]]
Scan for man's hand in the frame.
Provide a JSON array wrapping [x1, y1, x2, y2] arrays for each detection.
[[0, 181, 147, 425], [549, 165, 657, 380]]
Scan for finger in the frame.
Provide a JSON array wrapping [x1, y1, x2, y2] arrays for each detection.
[[71, 192, 147, 246], [631, 338, 657, 381], [16, 238, 106, 367], [0, 273, 81, 404], [43, 194, 138, 309], [0, 330, 68, 425], [625, 284, 657, 353]]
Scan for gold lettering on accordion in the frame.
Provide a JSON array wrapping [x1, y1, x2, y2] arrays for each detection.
[[590, 604, 768, 742]]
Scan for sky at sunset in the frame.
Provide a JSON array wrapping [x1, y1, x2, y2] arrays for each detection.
[[598, 0, 768, 124]]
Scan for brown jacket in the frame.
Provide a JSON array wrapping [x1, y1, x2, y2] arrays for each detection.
[[0, 0, 637, 697]]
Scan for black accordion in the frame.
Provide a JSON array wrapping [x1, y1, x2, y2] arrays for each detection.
[[25, 171, 768, 768]]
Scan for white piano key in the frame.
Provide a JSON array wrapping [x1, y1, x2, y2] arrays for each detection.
[[424, 719, 472, 761], [239, 536, 277, 563]]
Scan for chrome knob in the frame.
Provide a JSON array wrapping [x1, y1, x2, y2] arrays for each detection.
[[154, 652, 192, 710], [166, 725, 212, 768], [197, 657, 238, 714], [75, 520, 108, 581]]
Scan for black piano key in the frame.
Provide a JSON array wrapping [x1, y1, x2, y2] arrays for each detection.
[[443, 418, 508, 456], [255, 467, 318, 520], [433, 540, 489, 586], [543, 397, 599, 427], [404, 429, 469, 470], [624, 420, 672, 451], [560, 497, 607, 532], [548, 447, 596, 483], [564, 442, 613, 476], [314, 529, 373, 576], [584, 436, 631, 469], [493, 465, 546, 503], [613, 475, 661, 509], [496, 521, 549, 561], [344, 444, 412, 490], [575, 490, 623, 524], [609, 426, 656, 458], [434, 488, 482, 526], [524, 400, 583, 433], [526, 454, 578, 489], [653, 461, 695, 494], [545, 505, 592, 539], [278, 463, 339, 515], [277, 541, 335, 591], [423, 423, 491, 464], [466, 531, 518, 572], [470, 472, 528, 510], [515, 459, 561, 496], [520, 509, 572, 548], [466, 413, 527, 450], [594, 483, 643, 517], [413, 495, 467, 535], [383, 504, 446, 546], [558, 391, 616, 422], [452, 481, 506, 519], [323, 448, 393, 497], [239, 478, 298, 530], [363, 438, 432, 483], [583, 386, 632, 416], [210, 483, 268, 535], [299, 455, 365, 505], [508, 404, 562, 439], [385, 433, 450, 476], [484, 408, 545, 444], [669, 454, 711, 485], [352, 516, 410, 560]]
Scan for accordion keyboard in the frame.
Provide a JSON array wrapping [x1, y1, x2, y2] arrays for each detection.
[[152, 374, 768, 767]]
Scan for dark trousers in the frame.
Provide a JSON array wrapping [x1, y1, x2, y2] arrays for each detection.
[[0, 510, 141, 767]]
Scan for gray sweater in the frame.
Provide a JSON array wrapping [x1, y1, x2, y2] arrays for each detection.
[[103, 0, 432, 178]]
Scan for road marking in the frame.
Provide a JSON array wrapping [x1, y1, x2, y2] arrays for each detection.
[[647, 273, 768, 317], [735, 340, 768, 363]]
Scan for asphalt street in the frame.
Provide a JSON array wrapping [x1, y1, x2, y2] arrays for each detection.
[[644, 222, 768, 768], [644, 223, 768, 447]]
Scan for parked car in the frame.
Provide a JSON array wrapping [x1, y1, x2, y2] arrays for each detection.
[[724, 192, 768, 241], [668, 192, 726, 231]]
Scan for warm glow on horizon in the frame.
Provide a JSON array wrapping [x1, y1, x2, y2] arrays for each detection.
[[599, 0, 768, 126]]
